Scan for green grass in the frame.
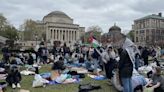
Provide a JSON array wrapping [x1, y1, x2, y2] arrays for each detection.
[[0, 54, 2, 60], [2, 65, 117, 92]]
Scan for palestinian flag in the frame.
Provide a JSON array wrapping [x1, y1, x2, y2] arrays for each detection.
[[89, 36, 100, 48]]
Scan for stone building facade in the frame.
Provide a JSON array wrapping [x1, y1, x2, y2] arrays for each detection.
[[133, 13, 164, 47], [18, 11, 85, 48], [41, 11, 85, 45]]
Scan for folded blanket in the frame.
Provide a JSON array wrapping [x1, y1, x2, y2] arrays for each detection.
[[49, 78, 80, 85], [0, 82, 7, 90], [87, 74, 106, 80], [0, 68, 5, 72], [70, 67, 88, 74], [40, 72, 51, 79], [0, 74, 7, 80]]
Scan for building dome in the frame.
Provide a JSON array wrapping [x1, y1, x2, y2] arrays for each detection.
[[43, 11, 73, 24], [109, 24, 121, 32], [44, 11, 71, 19]]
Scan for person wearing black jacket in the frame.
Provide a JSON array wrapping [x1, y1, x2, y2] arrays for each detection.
[[6, 65, 21, 89], [141, 47, 149, 65], [1, 45, 10, 64], [119, 48, 133, 92]]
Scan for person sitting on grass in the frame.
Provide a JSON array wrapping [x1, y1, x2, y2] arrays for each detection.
[[6, 65, 21, 89], [51, 57, 65, 80], [47, 53, 54, 64], [145, 66, 164, 92], [71, 52, 79, 64], [79, 54, 85, 66]]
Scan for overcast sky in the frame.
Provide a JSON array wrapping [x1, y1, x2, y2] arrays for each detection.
[[0, 0, 164, 33]]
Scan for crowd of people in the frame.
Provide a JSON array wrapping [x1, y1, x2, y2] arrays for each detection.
[[0, 37, 164, 92]]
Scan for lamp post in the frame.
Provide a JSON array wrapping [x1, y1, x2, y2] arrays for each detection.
[[35, 34, 38, 46]]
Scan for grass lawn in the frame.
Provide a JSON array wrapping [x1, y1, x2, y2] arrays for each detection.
[[1, 65, 117, 92], [0, 54, 2, 60]]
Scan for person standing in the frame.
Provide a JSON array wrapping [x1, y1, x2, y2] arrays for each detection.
[[135, 53, 141, 71], [1, 45, 10, 64], [119, 48, 133, 92], [119, 37, 137, 92], [96, 45, 116, 80], [103, 46, 116, 80], [142, 47, 149, 66], [38, 43, 49, 64]]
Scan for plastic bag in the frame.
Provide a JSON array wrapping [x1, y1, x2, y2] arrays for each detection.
[[55, 74, 68, 83], [32, 74, 49, 88]]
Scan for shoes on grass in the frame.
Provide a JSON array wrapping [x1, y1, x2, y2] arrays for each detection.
[[12, 84, 16, 89], [17, 83, 21, 88]]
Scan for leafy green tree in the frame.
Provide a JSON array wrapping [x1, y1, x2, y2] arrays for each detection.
[[23, 19, 38, 40], [2, 25, 18, 40], [127, 30, 134, 42], [0, 13, 8, 31], [0, 13, 18, 40], [22, 19, 44, 41]]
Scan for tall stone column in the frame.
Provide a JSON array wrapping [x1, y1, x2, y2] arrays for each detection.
[[55, 29, 57, 40], [61, 30, 63, 41], [70, 30, 72, 42], [52, 29, 54, 40], [54, 29, 56, 40], [64, 30, 67, 41], [77, 30, 79, 40], [46, 28, 48, 41], [71, 30, 73, 42], [71, 30, 73, 41], [48, 28, 50, 40], [58, 29, 60, 41], [55, 29, 58, 40], [75, 30, 77, 41], [68, 30, 70, 42], [73, 30, 75, 41]]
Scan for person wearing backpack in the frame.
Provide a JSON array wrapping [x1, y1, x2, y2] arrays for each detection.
[[38, 43, 49, 64]]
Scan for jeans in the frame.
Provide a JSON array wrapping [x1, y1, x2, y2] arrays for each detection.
[[144, 57, 148, 65], [40, 56, 47, 64], [121, 77, 133, 92], [92, 59, 99, 69], [135, 58, 140, 71]]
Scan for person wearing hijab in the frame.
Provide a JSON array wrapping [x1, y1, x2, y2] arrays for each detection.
[[96, 45, 116, 80]]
